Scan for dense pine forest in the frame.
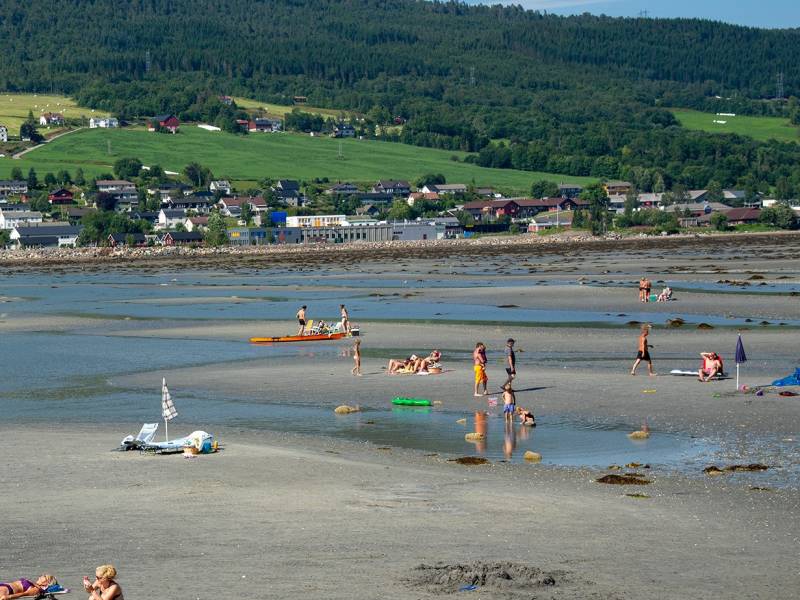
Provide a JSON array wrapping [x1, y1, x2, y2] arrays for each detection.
[[2, 0, 800, 194]]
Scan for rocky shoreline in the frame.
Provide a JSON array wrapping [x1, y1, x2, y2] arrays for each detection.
[[2, 230, 798, 271]]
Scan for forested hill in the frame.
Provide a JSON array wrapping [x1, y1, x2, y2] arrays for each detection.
[[2, 0, 800, 193]]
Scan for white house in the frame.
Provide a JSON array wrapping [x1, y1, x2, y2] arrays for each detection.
[[286, 214, 346, 228], [10, 224, 81, 247], [0, 124, 8, 143], [209, 180, 232, 195], [421, 184, 467, 195], [184, 216, 209, 232], [0, 210, 43, 229], [158, 208, 187, 230], [89, 117, 119, 128]]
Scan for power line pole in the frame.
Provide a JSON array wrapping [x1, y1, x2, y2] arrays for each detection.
[[469, 66, 476, 88], [776, 72, 785, 100], [145, 50, 151, 74]]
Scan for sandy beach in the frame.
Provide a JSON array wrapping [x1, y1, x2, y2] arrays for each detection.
[[2, 233, 799, 598]]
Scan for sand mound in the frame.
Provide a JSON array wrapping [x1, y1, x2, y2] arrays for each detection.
[[408, 561, 569, 597]]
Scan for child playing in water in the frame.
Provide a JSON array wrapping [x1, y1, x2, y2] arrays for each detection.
[[351, 339, 362, 376], [502, 382, 516, 423], [516, 406, 536, 427]]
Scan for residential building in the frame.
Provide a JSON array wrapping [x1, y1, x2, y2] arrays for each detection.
[[158, 209, 187, 229], [10, 224, 81, 247], [161, 231, 204, 246], [219, 95, 234, 106], [148, 114, 180, 133], [273, 180, 304, 207], [185, 216, 209, 232], [48, 188, 74, 205], [355, 192, 393, 206], [513, 197, 589, 218], [248, 118, 282, 132], [0, 210, 43, 229], [463, 199, 520, 222], [89, 117, 119, 128], [0, 180, 29, 195], [96, 180, 138, 211], [286, 214, 346, 228], [165, 194, 216, 213], [558, 183, 583, 199], [130, 211, 159, 225], [326, 183, 359, 195], [209, 180, 232, 194], [603, 180, 633, 196], [372, 180, 411, 196], [0, 124, 7, 142], [332, 123, 356, 138], [528, 211, 573, 232], [148, 183, 191, 202], [39, 112, 65, 126], [421, 183, 467, 195]]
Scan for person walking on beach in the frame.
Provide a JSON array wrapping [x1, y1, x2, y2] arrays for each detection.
[[504, 338, 517, 386], [296, 305, 307, 336], [351, 338, 362, 376], [643, 277, 652, 302], [340, 304, 350, 333], [473, 342, 488, 396], [630, 324, 655, 376], [638, 277, 646, 302]]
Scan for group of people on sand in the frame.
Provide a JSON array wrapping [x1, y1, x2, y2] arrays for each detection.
[[387, 350, 442, 374], [638, 277, 673, 303], [1, 565, 122, 600], [630, 324, 725, 381], [474, 338, 536, 427], [295, 304, 351, 336]]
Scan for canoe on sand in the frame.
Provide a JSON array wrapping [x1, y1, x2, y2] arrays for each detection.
[[250, 332, 350, 344]]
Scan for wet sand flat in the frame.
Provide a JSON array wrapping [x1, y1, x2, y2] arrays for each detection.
[[2, 233, 800, 598]]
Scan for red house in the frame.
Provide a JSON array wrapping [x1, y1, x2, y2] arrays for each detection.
[[149, 114, 180, 133], [162, 231, 204, 246], [48, 188, 74, 205], [463, 199, 520, 222]]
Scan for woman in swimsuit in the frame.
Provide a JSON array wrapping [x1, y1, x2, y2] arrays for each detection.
[[0, 574, 57, 600], [83, 565, 123, 600]]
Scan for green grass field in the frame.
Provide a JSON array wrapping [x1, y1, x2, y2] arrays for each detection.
[[672, 109, 799, 143], [233, 97, 346, 120], [0, 127, 593, 193], [0, 93, 110, 133]]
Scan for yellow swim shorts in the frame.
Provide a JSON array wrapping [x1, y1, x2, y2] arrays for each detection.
[[474, 364, 487, 384]]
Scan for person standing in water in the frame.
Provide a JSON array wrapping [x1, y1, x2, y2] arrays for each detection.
[[504, 338, 517, 386], [340, 304, 350, 333], [473, 342, 488, 397], [296, 305, 307, 336], [351, 338, 362, 376], [630, 324, 655, 376]]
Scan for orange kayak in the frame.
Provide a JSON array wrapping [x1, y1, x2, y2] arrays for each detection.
[[250, 332, 350, 344]]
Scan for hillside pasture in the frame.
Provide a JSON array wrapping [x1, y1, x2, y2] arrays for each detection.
[[233, 97, 346, 120], [671, 109, 799, 144], [0, 93, 110, 133], [0, 127, 593, 193]]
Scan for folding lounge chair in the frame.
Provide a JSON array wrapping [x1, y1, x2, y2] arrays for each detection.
[[120, 422, 159, 450], [35, 585, 70, 599]]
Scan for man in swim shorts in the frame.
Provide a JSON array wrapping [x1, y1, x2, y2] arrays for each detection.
[[630, 324, 655, 376], [504, 338, 516, 386], [296, 305, 307, 336], [473, 342, 488, 396]]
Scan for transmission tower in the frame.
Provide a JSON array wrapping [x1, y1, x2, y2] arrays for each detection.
[[145, 50, 151, 74], [638, 10, 649, 17], [776, 72, 785, 100], [469, 66, 476, 88]]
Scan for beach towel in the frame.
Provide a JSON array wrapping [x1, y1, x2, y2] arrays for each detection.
[[772, 368, 800, 387]]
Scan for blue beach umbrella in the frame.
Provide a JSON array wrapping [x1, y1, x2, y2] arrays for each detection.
[[735, 335, 747, 390]]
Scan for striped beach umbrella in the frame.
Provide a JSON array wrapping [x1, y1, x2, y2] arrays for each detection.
[[161, 377, 177, 440]]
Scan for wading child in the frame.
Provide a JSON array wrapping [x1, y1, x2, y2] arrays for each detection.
[[516, 406, 536, 427], [502, 382, 516, 423]]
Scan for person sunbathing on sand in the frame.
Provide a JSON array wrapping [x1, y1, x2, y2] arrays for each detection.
[[0, 574, 58, 600], [388, 357, 416, 374], [698, 352, 724, 382], [416, 350, 442, 372]]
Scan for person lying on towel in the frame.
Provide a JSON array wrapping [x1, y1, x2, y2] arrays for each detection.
[[0, 574, 58, 599]]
